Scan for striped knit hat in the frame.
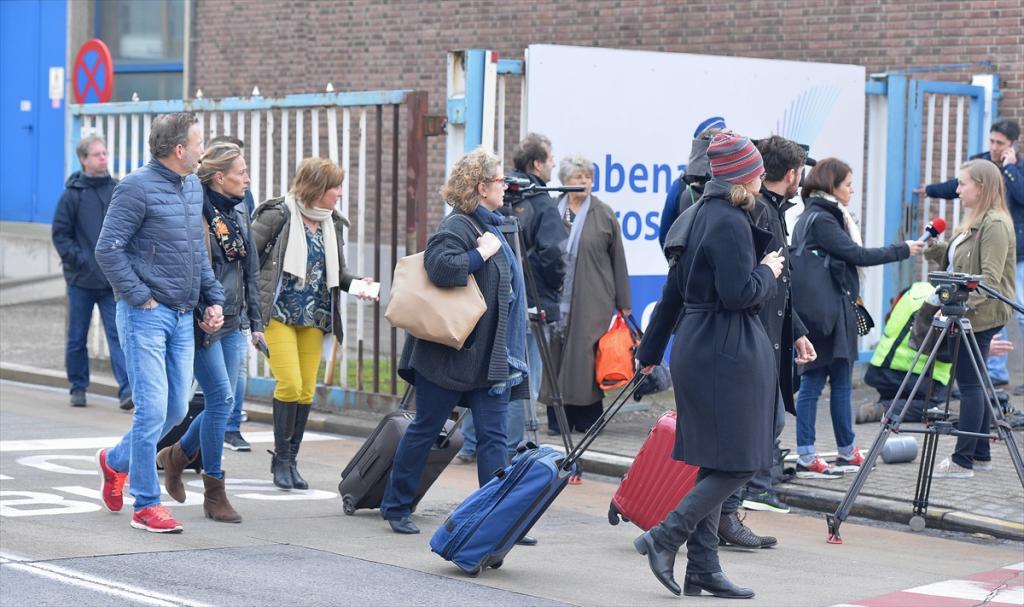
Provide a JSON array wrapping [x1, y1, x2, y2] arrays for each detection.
[[707, 131, 765, 185]]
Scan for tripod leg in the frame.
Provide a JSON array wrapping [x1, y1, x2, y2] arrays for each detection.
[[827, 322, 950, 543], [912, 430, 939, 527], [961, 324, 1024, 486]]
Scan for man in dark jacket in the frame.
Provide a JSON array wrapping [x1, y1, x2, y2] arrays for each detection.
[[657, 116, 726, 251], [51, 134, 132, 410], [717, 136, 818, 549], [94, 112, 225, 534], [921, 119, 1023, 394]]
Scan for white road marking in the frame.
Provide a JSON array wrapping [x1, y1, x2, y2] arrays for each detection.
[[0, 552, 209, 607], [1005, 562, 1024, 571], [0, 431, 339, 452], [904, 579, 1023, 604]]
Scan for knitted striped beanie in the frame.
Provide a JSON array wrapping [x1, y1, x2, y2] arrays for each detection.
[[707, 132, 764, 185]]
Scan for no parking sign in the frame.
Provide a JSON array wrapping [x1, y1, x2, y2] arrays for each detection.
[[72, 38, 114, 103]]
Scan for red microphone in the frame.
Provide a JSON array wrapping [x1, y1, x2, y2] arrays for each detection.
[[918, 217, 947, 242]]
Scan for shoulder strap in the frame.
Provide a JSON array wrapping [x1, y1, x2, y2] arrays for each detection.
[[792, 211, 821, 257], [444, 212, 484, 238]]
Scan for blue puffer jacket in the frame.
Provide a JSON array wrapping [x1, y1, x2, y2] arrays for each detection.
[[95, 158, 224, 310]]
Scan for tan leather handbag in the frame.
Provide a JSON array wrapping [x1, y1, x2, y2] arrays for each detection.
[[385, 215, 487, 350]]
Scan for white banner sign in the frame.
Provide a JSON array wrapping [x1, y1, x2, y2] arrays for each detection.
[[525, 44, 866, 322]]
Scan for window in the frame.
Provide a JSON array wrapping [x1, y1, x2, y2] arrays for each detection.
[[96, 0, 186, 101]]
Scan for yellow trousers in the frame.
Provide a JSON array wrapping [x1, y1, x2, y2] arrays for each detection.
[[265, 319, 324, 404]]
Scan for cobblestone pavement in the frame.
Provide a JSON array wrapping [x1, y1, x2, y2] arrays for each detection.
[[3, 298, 1022, 526]]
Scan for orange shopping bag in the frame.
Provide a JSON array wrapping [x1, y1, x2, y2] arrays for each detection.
[[595, 312, 641, 391]]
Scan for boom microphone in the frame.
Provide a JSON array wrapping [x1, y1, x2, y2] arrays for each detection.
[[918, 217, 947, 242]]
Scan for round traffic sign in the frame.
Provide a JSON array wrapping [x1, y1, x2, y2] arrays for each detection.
[[72, 39, 114, 103]]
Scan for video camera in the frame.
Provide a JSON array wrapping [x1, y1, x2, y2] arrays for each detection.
[[501, 175, 585, 208], [927, 271, 984, 307]]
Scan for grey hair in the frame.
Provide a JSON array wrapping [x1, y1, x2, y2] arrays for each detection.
[[149, 112, 198, 159], [558, 154, 594, 183], [76, 133, 106, 161]]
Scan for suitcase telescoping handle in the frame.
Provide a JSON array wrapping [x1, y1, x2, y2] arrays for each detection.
[[561, 373, 647, 470], [398, 384, 468, 449]]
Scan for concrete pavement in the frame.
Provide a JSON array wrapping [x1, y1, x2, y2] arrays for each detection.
[[2, 380, 1023, 607]]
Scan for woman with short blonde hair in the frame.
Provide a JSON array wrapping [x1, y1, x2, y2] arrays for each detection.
[[381, 148, 530, 536], [251, 157, 373, 490]]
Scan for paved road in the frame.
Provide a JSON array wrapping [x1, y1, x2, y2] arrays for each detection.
[[1, 381, 1021, 606]]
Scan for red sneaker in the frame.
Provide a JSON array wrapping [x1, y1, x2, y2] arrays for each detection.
[[95, 448, 127, 512], [834, 448, 867, 472], [131, 505, 183, 533]]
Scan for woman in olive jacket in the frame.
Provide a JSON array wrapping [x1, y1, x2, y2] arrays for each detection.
[[633, 133, 783, 599], [926, 159, 1017, 478]]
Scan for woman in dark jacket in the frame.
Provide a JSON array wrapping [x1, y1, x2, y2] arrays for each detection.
[[381, 148, 530, 535], [790, 158, 922, 478], [634, 133, 783, 599], [250, 158, 374, 490], [157, 142, 262, 523]]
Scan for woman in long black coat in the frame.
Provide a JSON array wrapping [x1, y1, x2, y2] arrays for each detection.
[[633, 133, 783, 599]]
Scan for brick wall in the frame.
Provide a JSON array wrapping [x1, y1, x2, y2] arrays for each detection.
[[192, 0, 1023, 227]]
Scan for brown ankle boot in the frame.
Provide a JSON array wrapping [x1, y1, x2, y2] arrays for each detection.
[[157, 442, 196, 503], [202, 474, 241, 523]]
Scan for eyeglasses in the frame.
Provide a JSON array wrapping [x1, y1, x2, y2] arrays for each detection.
[[483, 177, 508, 188]]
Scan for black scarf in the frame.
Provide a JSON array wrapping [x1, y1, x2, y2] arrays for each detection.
[[203, 186, 247, 260]]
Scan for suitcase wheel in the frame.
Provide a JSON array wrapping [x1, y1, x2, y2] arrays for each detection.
[[342, 494, 356, 516], [607, 502, 621, 526], [489, 559, 503, 570]]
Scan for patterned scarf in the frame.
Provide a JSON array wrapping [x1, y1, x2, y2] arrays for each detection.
[[203, 186, 247, 260]]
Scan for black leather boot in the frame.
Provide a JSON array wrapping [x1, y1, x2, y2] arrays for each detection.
[[633, 531, 680, 596], [270, 399, 296, 490], [289, 404, 311, 490], [718, 511, 775, 549], [683, 571, 754, 599]]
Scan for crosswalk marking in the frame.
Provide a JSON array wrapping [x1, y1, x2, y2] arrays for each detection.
[[837, 563, 1024, 607], [0, 431, 339, 453]]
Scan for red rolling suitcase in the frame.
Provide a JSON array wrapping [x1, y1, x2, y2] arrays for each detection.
[[607, 411, 699, 531]]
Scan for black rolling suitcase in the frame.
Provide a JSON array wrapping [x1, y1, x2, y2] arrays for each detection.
[[156, 383, 204, 474], [338, 386, 465, 515]]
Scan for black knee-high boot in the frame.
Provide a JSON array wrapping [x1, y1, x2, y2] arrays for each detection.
[[270, 399, 296, 489], [289, 404, 311, 490]]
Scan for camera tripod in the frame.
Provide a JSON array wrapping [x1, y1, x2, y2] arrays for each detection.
[[497, 218, 576, 460], [825, 282, 1024, 544]]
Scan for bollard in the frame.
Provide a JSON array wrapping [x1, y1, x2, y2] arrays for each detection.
[[881, 435, 918, 464]]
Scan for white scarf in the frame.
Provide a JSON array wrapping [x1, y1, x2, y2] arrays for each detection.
[[283, 193, 339, 290]]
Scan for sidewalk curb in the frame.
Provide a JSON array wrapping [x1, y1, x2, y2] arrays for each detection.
[[3, 362, 1021, 542]]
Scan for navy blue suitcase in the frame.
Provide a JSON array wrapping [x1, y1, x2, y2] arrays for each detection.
[[430, 374, 646, 576]]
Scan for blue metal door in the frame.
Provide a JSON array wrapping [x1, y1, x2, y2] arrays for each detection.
[[0, 0, 67, 223]]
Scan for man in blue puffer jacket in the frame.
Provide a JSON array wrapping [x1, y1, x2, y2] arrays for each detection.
[[94, 112, 225, 534]]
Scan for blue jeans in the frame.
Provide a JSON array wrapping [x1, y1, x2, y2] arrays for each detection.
[[227, 332, 249, 433], [953, 326, 999, 469], [106, 301, 194, 510], [181, 330, 245, 479], [796, 359, 855, 457], [985, 261, 1024, 383], [381, 370, 509, 520], [459, 328, 542, 454], [65, 285, 130, 400]]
